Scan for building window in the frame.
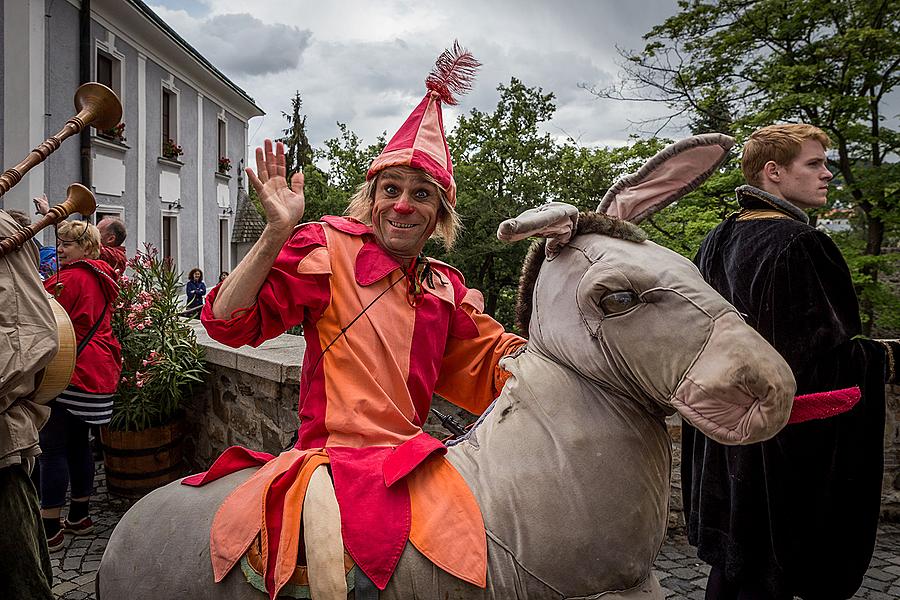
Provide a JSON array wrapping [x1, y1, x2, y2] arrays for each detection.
[[97, 53, 113, 88], [219, 219, 230, 272], [94, 209, 123, 225], [161, 87, 181, 159], [162, 215, 178, 264], [218, 117, 227, 158], [217, 117, 231, 174], [95, 48, 122, 98], [95, 48, 124, 141]]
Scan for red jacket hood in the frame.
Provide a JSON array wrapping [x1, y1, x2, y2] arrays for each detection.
[[61, 259, 120, 303]]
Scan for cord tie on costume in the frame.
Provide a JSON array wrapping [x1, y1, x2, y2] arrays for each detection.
[[405, 255, 433, 307]]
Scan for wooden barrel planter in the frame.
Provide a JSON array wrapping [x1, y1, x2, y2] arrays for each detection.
[[100, 419, 187, 498]]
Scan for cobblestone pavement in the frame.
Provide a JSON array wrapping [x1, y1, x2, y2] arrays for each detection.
[[654, 527, 900, 599], [53, 460, 900, 599]]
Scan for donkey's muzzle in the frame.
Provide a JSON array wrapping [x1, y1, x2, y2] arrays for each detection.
[[670, 311, 795, 445]]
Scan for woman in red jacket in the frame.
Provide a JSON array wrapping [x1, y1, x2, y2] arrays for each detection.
[[39, 220, 120, 551]]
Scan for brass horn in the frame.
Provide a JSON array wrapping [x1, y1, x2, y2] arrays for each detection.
[[0, 82, 122, 257], [0, 183, 97, 257]]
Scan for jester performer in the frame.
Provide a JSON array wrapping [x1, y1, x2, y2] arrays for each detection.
[[184, 43, 524, 598]]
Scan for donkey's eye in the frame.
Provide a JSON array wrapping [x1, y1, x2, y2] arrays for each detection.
[[599, 291, 639, 315]]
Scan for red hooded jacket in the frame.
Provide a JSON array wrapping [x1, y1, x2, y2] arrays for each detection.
[[45, 259, 121, 394]]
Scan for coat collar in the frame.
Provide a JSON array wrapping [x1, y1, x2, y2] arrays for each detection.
[[735, 185, 809, 224], [320, 215, 455, 304], [320, 215, 410, 287]]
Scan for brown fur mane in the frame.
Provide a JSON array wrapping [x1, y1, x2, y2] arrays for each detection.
[[514, 212, 646, 336]]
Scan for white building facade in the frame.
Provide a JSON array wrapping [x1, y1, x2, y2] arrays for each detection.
[[1, 0, 264, 277]]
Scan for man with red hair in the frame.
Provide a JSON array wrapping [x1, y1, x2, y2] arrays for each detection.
[[682, 123, 897, 600]]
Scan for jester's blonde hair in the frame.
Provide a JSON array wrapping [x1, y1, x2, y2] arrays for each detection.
[[345, 166, 462, 250]]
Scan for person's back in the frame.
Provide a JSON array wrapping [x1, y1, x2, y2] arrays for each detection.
[[682, 124, 895, 600], [0, 210, 58, 600]]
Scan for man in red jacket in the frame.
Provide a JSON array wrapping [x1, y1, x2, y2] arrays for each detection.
[[96, 216, 127, 274]]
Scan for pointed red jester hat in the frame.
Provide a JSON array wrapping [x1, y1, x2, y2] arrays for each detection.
[[366, 41, 481, 208]]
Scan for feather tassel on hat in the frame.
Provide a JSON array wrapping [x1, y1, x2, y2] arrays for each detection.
[[425, 41, 481, 105], [366, 41, 481, 207]]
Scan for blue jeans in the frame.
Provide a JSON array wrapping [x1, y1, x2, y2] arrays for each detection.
[[37, 404, 94, 509]]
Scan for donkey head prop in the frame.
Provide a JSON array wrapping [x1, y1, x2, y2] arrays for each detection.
[[498, 134, 795, 444]]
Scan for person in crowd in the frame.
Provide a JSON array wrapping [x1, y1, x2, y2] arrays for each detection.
[[96, 216, 128, 274], [0, 210, 58, 599], [217, 270, 228, 284], [40, 220, 121, 551], [7, 209, 57, 278], [34, 194, 127, 274], [682, 123, 899, 600], [185, 43, 524, 596], [184, 268, 206, 318]]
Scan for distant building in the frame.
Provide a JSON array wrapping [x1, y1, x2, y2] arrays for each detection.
[[817, 208, 852, 234], [1, 0, 264, 276]]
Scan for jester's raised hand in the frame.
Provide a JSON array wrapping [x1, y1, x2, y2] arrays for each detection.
[[246, 139, 305, 234]]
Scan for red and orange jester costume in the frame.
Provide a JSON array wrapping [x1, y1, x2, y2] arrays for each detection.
[[182, 43, 525, 599]]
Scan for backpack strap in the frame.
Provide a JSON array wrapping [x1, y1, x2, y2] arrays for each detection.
[[76, 301, 108, 356]]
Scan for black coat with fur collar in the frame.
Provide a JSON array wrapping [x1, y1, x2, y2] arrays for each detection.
[[681, 186, 886, 599]]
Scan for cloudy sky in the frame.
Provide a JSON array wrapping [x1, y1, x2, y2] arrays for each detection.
[[149, 0, 684, 159]]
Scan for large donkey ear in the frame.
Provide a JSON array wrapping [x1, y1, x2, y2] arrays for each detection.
[[497, 202, 579, 256], [598, 133, 735, 224]]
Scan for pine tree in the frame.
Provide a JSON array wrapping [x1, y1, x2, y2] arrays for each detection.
[[278, 90, 314, 178]]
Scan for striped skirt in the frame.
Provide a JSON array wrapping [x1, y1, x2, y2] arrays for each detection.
[[56, 386, 114, 425]]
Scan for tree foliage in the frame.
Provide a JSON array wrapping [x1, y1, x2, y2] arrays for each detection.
[[278, 90, 314, 179], [593, 0, 900, 333], [442, 78, 561, 324], [440, 79, 672, 328], [302, 123, 387, 222]]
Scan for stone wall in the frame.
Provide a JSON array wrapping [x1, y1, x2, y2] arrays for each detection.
[[183, 324, 303, 470], [187, 324, 900, 521]]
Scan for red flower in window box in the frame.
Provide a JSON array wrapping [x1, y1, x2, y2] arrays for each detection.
[[99, 122, 126, 143], [162, 138, 183, 160], [218, 156, 232, 174]]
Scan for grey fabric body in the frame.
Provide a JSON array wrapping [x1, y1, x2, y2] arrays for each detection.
[[98, 230, 794, 600], [384, 348, 669, 599], [98, 349, 668, 600]]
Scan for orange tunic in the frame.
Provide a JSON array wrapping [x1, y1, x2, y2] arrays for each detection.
[[188, 217, 523, 597]]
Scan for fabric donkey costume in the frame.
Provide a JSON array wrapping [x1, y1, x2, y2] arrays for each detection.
[[98, 133, 795, 600]]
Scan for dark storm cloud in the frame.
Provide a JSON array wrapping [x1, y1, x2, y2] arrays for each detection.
[[153, 8, 312, 76], [203, 15, 311, 76]]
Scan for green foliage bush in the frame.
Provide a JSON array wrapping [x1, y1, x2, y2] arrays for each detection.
[[111, 245, 207, 431]]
